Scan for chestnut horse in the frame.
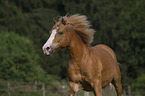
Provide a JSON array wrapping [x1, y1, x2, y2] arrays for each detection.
[[42, 14, 122, 96]]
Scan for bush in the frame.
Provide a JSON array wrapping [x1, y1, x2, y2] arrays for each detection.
[[0, 32, 45, 82]]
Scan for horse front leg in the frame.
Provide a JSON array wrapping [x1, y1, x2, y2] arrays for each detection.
[[93, 78, 102, 96], [68, 88, 75, 96], [68, 82, 80, 96]]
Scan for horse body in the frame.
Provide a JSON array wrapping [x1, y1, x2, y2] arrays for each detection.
[[42, 14, 122, 96], [67, 31, 121, 95]]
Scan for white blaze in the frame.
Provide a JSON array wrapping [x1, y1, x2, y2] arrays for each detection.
[[43, 29, 57, 49]]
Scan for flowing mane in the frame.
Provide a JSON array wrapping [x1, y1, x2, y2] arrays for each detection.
[[59, 14, 96, 45]]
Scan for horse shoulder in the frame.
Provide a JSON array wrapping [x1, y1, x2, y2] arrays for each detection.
[[80, 46, 103, 79]]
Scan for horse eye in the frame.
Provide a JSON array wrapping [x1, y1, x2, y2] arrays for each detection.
[[58, 31, 63, 35]]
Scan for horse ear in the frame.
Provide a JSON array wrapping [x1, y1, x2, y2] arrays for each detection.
[[53, 17, 57, 24], [61, 17, 66, 25]]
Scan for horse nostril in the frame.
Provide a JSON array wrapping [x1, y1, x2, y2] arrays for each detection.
[[46, 47, 50, 51]]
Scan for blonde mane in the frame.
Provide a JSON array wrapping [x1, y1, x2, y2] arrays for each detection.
[[59, 14, 96, 45]]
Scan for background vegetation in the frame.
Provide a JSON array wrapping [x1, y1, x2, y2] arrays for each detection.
[[0, 0, 145, 95]]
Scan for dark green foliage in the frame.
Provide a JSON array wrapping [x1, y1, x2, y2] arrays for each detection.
[[0, 0, 144, 86], [0, 32, 45, 82], [132, 74, 145, 95]]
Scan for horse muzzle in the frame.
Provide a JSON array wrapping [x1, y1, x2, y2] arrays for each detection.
[[42, 46, 55, 55]]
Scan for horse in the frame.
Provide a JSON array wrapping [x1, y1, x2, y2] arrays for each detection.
[[42, 14, 122, 96]]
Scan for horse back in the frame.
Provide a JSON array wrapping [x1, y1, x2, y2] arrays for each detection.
[[93, 44, 117, 62]]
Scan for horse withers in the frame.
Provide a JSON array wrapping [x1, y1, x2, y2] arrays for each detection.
[[42, 14, 122, 96]]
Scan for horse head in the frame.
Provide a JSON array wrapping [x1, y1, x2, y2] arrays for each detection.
[[42, 17, 70, 55]]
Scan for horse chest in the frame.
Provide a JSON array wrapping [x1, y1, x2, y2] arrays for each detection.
[[67, 64, 82, 82], [67, 64, 90, 82], [68, 60, 92, 82], [68, 65, 94, 91]]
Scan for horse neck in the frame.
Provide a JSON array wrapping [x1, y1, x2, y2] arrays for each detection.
[[67, 31, 88, 61]]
